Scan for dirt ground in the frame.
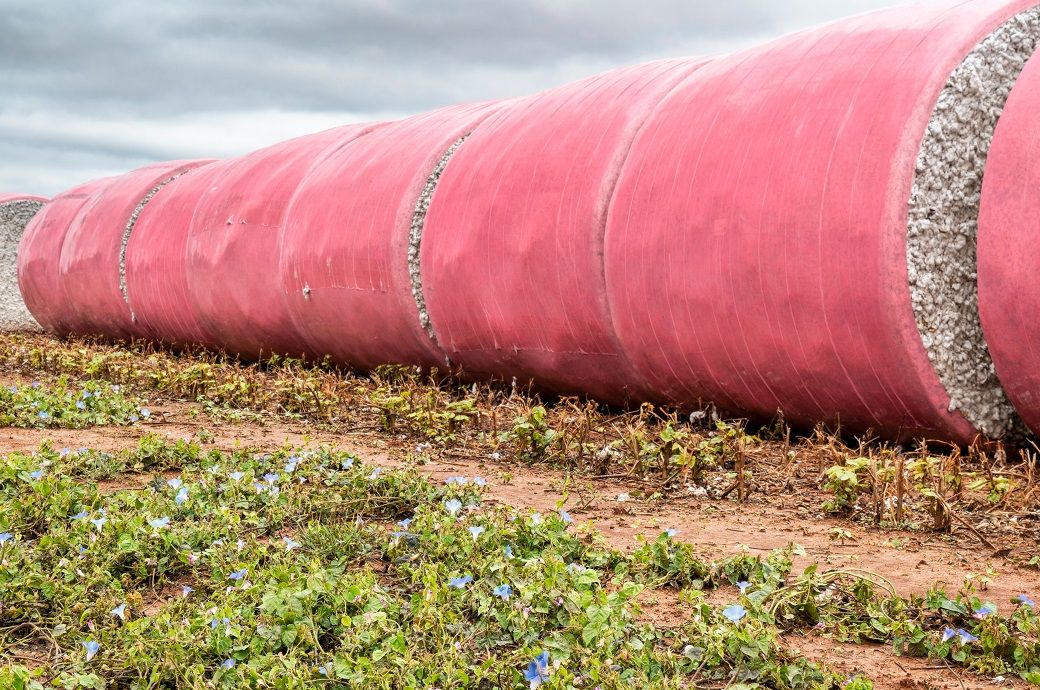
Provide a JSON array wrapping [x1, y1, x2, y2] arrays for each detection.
[[2, 394, 1035, 689]]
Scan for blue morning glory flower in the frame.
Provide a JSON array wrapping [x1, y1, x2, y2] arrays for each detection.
[[90, 517, 107, 531], [317, 663, 331, 676], [284, 459, 297, 473], [524, 651, 550, 688], [149, 516, 171, 529], [109, 384, 119, 392], [175, 487, 189, 505], [942, 626, 957, 642], [468, 526, 485, 540], [474, 476, 487, 487], [221, 658, 235, 670], [722, 604, 747, 623], [228, 568, 248, 581], [60, 448, 71, 457], [37, 412, 49, 421], [530, 512, 543, 526], [444, 499, 463, 515], [29, 469, 44, 480], [229, 471, 245, 481], [445, 476, 467, 485], [449, 575, 473, 589], [167, 478, 183, 490], [664, 528, 680, 538], [368, 467, 383, 480], [1016, 594, 1036, 607], [974, 603, 997, 618], [262, 473, 279, 484], [957, 628, 979, 643], [141, 408, 151, 418], [0, 532, 12, 544], [559, 510, 573, 524], [82, 640, 99, 661], [129, 414, 139, 423], [111, 603, 127, 620], [181, 585, 194, 597], [494, 584, 513, 600], [76, 400, 86, 410], [504, 544, 514, 559], [283, 537, 301, 551], [736, 581, 751, 594], [210, 617, 230, 629], [397, 518, 413, 528], [82, 391, 91, 399], [341, 458, 354, 469]]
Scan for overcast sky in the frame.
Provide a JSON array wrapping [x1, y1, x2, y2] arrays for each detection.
[[2, 0, 898, 196]]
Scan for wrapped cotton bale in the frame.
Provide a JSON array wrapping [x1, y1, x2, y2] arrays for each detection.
[[907, 8, 1040, 440], [56, 160, 214, 340], [418, 59, 708, 402], [978, 45, 1040, 438], [185, 125, 379, 360], [19, 178, 120, 335], [604, 0, 1038, 443], [279, 102, 504, 370]]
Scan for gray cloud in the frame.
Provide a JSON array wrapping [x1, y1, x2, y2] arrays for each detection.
[[0, 0, 896, 195]]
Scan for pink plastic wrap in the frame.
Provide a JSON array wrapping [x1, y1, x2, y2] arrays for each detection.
[[420, 60, 708, 402], [124, 164, 225, 346], [280, 103, 503, 369], [603, 0, 1033, 442], [979, 49, 1040, 436], [18, 177, 118, 334], [186, 126, 378, 358], [57, 160, 213, 339]]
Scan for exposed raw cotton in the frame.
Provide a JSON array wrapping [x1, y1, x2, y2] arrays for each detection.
[[907, 7, 1040, 439], [408, 134, 469, 343], [0, 200, 44, 331]]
